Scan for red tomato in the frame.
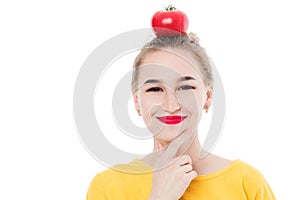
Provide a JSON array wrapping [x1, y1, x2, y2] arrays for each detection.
[[151, 6, 189, 36]]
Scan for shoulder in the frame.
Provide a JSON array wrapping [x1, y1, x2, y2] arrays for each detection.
[[199, 155, 266, 183], [234, 160, 267, 185], [233, 160, 276, 199], [87, 159, 153, 199], [88, 159, 153, 189], [203, 154, 272, 191], [200, 154, 268, 185]]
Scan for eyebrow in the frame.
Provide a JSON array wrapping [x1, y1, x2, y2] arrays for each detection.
[[144, 79, 160, 84], [143, 76, 196, 85], [179, 76, 196, 82]]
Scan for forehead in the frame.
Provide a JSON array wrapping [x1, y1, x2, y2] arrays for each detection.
[[139, 49, 203, 81]]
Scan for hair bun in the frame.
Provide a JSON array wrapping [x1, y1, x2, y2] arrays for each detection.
[[188, 32, 200, 43]]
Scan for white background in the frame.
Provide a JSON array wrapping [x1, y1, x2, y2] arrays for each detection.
[[1, 0, 299, 199]]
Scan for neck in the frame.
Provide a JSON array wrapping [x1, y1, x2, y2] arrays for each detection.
[[183, 135, 203, 173]]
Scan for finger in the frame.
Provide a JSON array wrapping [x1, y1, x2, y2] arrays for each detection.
[[176, 154, 192, 166], [175, 135, 197, 157], [155, 141, 165, 151], [155, 132, 195, 169], [179, 164, 193, 173], [163, 131, 192, 157], [186, 170, 198, 181], [151, 129, 197, 170], [160, 130, 195, 161]]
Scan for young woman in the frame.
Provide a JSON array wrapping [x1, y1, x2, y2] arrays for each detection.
[[86, 33, 276, 199]]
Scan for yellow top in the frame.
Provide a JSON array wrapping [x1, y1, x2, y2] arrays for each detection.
[[87, 159, 276, 199]]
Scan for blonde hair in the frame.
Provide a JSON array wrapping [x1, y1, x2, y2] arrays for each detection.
[[131, 33, 213, 91]]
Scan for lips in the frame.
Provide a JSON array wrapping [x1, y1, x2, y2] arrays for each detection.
[[157, 116, 187, 125]]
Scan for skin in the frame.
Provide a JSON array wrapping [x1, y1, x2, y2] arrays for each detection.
[[132, 49, 231, 200]]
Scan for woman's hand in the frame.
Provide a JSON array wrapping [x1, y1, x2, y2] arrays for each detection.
[[148, 131, 198, 200], [149, 154, 197, 200]]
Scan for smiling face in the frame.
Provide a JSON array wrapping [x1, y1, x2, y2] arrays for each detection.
[[133, 48, 212, 143]]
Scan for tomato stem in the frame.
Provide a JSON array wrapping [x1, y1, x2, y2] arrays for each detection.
[[165, 5, 176, 11]]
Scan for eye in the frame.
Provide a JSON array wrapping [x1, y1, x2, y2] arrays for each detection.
[[146, 87, 163, 92], [178, 85, 196, 91]]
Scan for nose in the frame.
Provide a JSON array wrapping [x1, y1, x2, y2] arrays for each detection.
[[162, 89, 181, 113]]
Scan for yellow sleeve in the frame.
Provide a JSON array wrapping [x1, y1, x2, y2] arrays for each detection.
[[86, 173, 107, 200], [254, 180, 276, 200], [241, 164, 276, 200]]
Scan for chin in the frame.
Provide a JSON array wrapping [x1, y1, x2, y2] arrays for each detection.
[[154, 125, 187, 142], [147, 117, 199, 141]]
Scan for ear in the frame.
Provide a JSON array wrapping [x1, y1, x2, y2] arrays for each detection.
[[133, 91, 141, 115], [203, 89, 212, 110]]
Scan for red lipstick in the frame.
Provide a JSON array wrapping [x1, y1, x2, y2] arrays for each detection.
[[157, 116, 186, 125]]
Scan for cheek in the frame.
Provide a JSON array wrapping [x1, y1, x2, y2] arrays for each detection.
[[139, 96, 165, 134], [139, 93, 164, 112], [177, 91, 204, 111], [140, 96, 153, 112], [139, 96, 159, 123]]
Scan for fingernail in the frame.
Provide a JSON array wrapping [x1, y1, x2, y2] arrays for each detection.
[[158, 143, 163, 150]]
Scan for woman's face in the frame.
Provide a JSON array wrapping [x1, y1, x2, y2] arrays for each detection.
[[133, 49, 211, 143]]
